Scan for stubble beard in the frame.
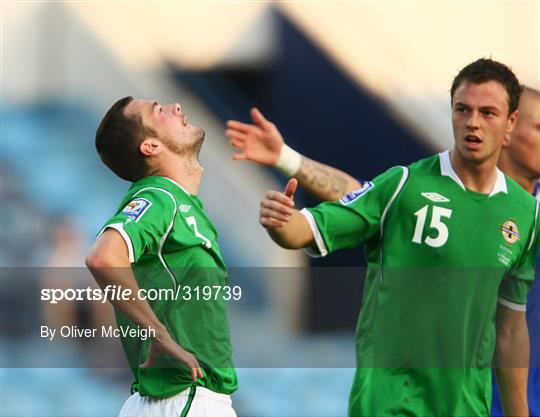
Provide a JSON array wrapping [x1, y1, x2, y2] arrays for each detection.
[[191, 127, 205, 161], [164, 127, 205, 161]]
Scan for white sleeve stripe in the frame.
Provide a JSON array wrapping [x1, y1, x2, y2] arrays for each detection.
[[132, 186, 178, 289], [378, 166, 409, 285], [300, 208, 328, 258], [497, 296, 526, 312], [158, 208, 178, 289], [380, 166, 409, 233], [98, 223, 135, 263]]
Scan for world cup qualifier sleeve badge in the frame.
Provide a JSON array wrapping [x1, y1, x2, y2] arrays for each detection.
[[500, 219, 520, 245], [340, 181, 374, 205], [121, 198, 152, 222]]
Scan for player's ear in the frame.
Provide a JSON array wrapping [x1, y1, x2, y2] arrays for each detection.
[[506, 109, 519, 134], [139, 138, 163, 157], [502, 132, 511, 148]]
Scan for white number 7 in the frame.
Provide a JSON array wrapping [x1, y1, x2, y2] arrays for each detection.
[[412, 205, 452, 248], [186, 216, 212, 248]]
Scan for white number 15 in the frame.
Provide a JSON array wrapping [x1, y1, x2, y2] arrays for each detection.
[[412, 205, 452, 248]]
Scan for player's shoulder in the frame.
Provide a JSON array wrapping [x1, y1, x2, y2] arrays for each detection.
[[406, 153, 440, 174], [374, 164, 408, 181], [367, 154, 437, 184], [373, 154, 439, 188], [116, 176, 193, 219], [367, 164, 411, 193], [504, 175, 538, 211], [127, 176, 192, 205]]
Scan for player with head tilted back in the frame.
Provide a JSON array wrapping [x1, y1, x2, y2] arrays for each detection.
[[86, 98, 237, 417], [227, 59, 539, 416]]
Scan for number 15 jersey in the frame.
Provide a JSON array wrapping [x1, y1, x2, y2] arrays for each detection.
[[302, 151, 539, 417]]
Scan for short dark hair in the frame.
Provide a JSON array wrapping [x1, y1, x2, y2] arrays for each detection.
[[450, 58, 523, 115], [95, 96, 155, 182]]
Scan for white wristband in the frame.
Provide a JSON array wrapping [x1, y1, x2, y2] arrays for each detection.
[[275, 144, 302, 176]]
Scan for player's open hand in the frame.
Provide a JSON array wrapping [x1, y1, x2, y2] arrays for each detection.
[[260, 179, 298, 228], [140, 333, 203, 382], [226, 108, 284, 166]]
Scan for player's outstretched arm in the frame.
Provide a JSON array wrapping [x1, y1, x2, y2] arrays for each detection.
[[493, 304, 529, 416], [86, 230, 203, 382], [259, 179, 316, 249], [295, 156, 362, 202], [226, 108, 361, 201]]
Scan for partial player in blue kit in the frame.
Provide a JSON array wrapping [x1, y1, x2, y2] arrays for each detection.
[[494, 86, 540, 416]]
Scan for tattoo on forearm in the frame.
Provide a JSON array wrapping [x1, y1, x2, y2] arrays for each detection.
[[297, 157, 349, 199]]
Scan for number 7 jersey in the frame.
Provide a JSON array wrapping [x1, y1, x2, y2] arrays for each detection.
[[99, 175, 237, 399], [302, 151, 540, 416]]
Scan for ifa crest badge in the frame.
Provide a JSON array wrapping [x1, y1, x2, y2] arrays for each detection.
[[500, 220, 520, 245]]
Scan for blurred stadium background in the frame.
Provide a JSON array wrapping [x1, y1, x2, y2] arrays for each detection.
[[1, 2, 538, 416]]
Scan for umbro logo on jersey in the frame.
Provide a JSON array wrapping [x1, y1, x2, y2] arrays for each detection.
[[500, 220, 520, 245], [421, 192, 450, 203], [179, 204, 191, 213]]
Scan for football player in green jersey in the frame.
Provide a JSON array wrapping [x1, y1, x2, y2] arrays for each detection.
[[228, 59, 539, 416], [86, 97, 237, 417], [228, 81, 540, 415]]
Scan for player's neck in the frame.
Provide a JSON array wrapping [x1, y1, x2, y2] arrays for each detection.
[[450, 150, 499, 194], [152, 157, 204, 195], [498, 152, 535, 193]]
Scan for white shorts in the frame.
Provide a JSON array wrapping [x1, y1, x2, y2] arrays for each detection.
[[118, 386, 237, 417]]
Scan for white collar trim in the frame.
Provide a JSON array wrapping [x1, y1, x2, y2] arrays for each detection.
[[160, 177, 191, 195], [438, 151, 507, 197], [490, 167, 508, 196], [439, 151, 465, 190]]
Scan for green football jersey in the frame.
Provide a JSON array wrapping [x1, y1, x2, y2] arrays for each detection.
[[100, 176, 237, 398], [303, 152, 539, 417]]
